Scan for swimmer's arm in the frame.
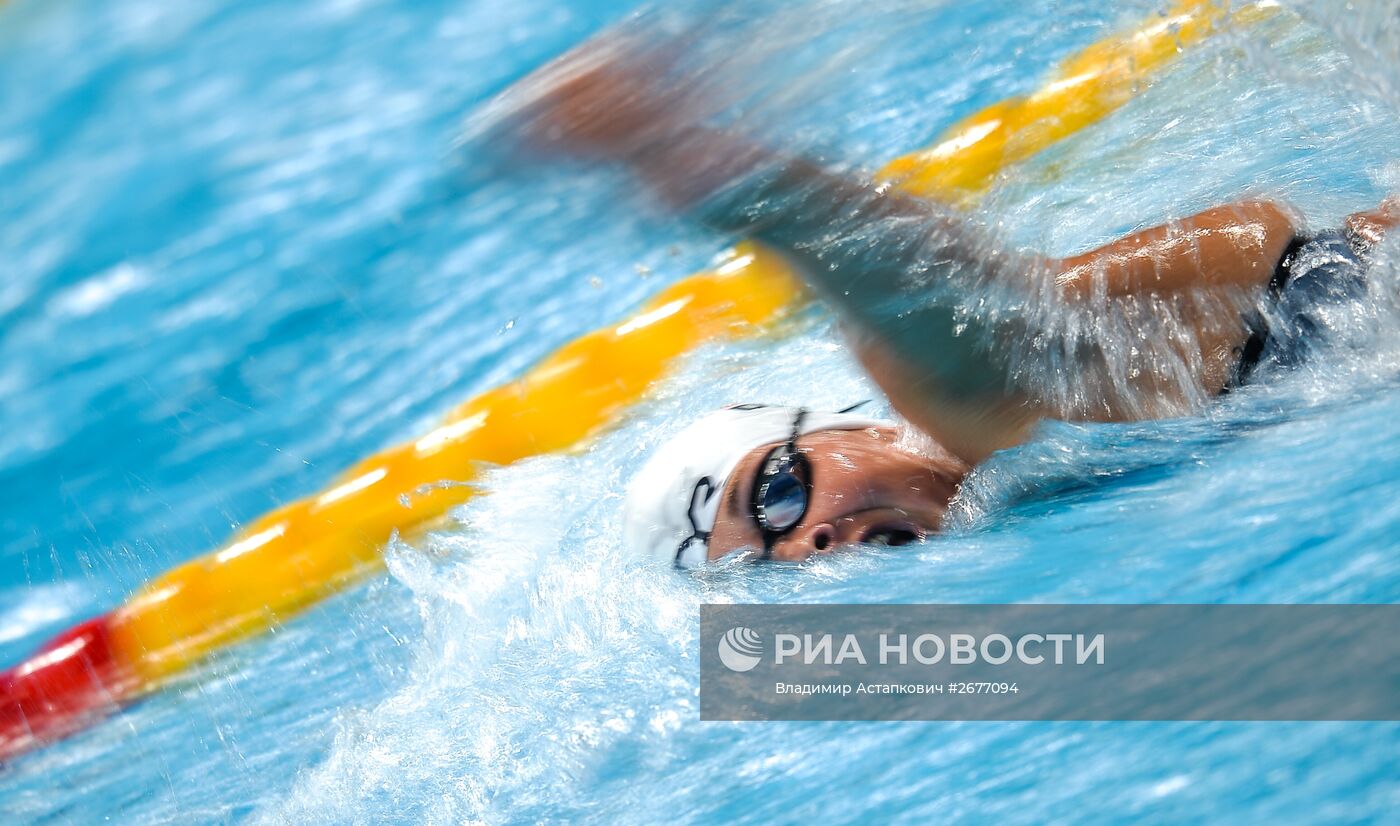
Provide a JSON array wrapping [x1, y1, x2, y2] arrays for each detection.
[[517, 58, 1294, 463]]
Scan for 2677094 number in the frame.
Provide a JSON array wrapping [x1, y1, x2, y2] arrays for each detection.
[[947, 682, 1019, 694]]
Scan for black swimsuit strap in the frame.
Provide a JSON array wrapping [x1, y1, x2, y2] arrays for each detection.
[[1227, 233, 1313, 392], [1269, 234, 1314, 295]]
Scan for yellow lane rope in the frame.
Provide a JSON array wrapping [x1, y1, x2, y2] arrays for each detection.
[[103, 1, 1271, 685]]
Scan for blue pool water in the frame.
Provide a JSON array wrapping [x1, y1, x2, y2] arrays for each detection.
[[3, 0, 1400, 822]]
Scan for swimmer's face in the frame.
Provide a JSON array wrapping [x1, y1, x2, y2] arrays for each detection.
[[706, 426, 960, 562]]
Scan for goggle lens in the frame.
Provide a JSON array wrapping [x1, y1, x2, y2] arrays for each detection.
[[758, 465, 807, 532]]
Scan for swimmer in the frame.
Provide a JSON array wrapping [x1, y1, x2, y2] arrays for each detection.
[[508, 42, 1400, 567]]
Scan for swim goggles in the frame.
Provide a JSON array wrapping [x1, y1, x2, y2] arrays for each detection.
[[749, 408, 812, 560]]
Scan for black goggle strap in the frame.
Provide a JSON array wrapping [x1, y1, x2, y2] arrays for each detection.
[[790, 408, 808, 442], [675, 476, 716, 569]]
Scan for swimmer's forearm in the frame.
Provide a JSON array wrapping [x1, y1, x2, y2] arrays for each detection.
[[629, 127, 773, 210], [628, 127, 923, 225], [628, 127, 1005, 299]]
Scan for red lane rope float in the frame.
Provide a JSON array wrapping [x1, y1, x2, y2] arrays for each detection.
[[0, 0, 1262, 761], [0, 618, 131, 752]]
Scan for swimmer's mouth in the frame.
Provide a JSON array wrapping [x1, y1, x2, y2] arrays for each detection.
[[857, 521, 925, 547]]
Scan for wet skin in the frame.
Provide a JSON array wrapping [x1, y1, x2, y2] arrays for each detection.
[[706, 426, 967, 562]]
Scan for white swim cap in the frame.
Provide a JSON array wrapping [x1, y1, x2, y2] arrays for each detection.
[[622, 404, 891, 568]]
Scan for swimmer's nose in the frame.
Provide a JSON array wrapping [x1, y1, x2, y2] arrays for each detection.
[[773, 522, 837, 561]]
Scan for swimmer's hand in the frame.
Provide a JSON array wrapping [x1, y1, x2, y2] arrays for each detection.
[[492, 36, 790, 212], [1344, 194, 1400, 250]]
